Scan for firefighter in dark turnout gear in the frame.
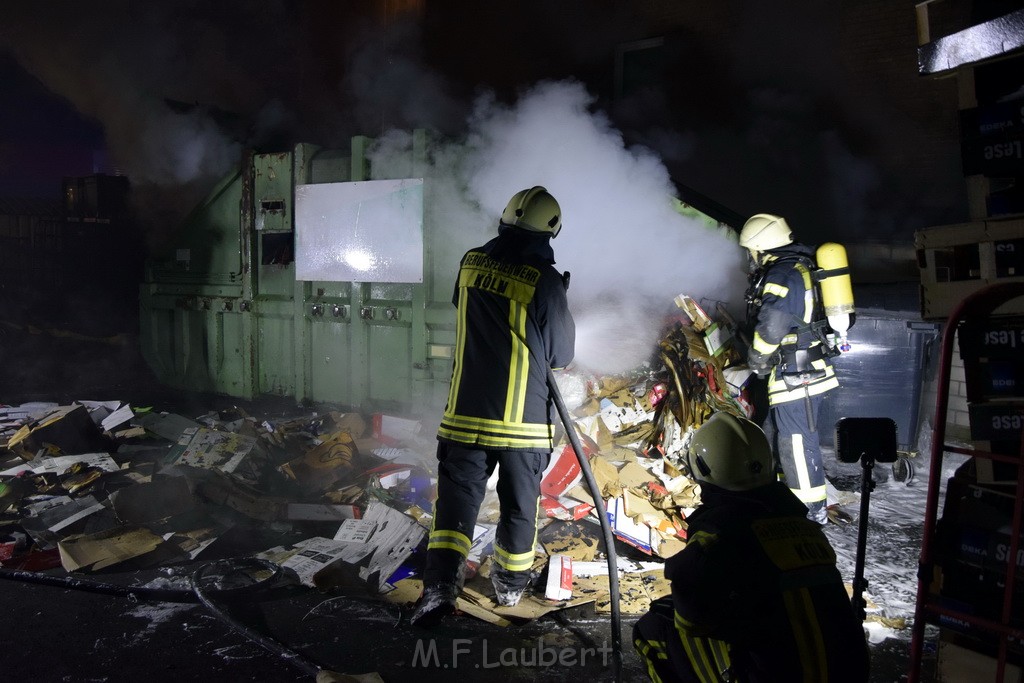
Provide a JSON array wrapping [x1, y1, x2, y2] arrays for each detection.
[[633, 412, 870, 683], [411, 186, 575, 626], [740, 213, 838, 524]]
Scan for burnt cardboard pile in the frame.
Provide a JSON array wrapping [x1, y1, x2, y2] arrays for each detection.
[[0, 401, 435, 596]]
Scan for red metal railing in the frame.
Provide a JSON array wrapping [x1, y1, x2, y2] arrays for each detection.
[[907, 281, 1024, 682]]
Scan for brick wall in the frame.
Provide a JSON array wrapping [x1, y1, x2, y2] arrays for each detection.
[[919, 331, 973, 446]]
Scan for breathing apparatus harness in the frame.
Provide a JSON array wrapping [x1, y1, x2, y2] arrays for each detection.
[[744, 254, 842, 386]]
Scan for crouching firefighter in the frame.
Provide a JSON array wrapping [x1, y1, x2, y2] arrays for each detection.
[[739, 213, 852, 525], [410, 186, 575, 627], [633, 412, 870, 683]]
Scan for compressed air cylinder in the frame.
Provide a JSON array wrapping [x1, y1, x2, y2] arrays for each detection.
[[816, 242, 855, 339]]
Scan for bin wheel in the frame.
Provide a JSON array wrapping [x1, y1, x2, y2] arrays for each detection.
[[891, 456, 915, 485]]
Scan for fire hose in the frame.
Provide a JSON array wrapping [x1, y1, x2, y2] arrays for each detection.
[[0, 559, 347, 679], [547, 367, 623, 683]]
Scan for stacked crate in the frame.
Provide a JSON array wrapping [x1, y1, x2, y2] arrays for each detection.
[[916, 219, 1024, 321], [959, 317, 1024, 484], [933, 315, 1024, 677]]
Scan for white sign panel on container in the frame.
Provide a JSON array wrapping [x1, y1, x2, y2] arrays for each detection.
[[295, 178, 424, 283]]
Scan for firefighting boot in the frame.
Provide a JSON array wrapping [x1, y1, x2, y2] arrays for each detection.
[[410, 560, 466, 627], [409, 582, 459, 628], [491, 565, 530, 607], [809, 501, 829, 526]]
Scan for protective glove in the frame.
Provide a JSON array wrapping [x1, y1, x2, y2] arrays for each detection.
[[748, 350, 776, 378]]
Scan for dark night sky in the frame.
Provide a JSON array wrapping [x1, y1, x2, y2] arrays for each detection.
[[0, 51, 106, 197], [0, 1, 980, 246]]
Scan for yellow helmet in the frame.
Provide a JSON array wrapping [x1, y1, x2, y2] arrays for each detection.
[[739, 213, 793, 253], [500, 186, 562, 237], [686, 412, 774, 491]]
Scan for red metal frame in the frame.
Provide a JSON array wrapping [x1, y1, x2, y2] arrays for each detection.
[[907, 282, 1024, 681]]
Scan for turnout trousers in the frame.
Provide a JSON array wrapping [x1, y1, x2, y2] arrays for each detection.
[[769, 391, 827, 520], [423, 442, 549, 590], [634, 597, 732, 683]]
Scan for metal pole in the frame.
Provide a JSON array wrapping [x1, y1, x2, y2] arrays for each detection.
[[851, 453, 874, 622]]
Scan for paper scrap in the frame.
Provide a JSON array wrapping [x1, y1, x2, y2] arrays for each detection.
[[333, 519, 376, 543], [58, 526, 165, 572], [168, 427, 257, 473]]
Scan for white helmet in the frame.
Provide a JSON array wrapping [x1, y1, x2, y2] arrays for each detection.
[[686, 412, 774, 492], [739, 213, 793, 253], [500, 186, 562, 237]]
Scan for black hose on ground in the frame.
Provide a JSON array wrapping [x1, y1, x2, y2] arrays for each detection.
[[0, 558, 281, 601], [191, 559, 324, 678], [0, 559, 342, 680], [547, 368, 623, 683], [0, 566, 199, 602]]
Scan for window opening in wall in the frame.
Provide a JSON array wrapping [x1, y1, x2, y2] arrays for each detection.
[[261, 232, 294, 265], [932, 243, 981, 281], [614, 37, 666, 101]]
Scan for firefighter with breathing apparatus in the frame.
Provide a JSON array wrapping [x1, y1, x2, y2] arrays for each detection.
[[411, 186, 575, 627], [633, 411, 870, 682], [739, 213, 854, 525]]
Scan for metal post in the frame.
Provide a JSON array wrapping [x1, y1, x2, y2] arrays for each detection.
[[851, 452, 875, 622]]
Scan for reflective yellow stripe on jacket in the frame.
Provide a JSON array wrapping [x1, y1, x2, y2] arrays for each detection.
[[437, 414, 553, 449], [673, 611, 732, 683]]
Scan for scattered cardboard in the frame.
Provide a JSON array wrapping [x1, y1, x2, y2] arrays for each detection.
[[109, 475, 196, 524], [285, 503, 361, 522], [607, 497, 654, 554], [539, 520, 601, 561], [7, 404, 104, 459], [372, 414, 422, 444], [19, 495, 107, 543], [280, 430, 358, 494], [540, 495, 594, 521], [571, 566, 670, 615], [588, 455, 620, 498], [184, 467, 286, 521], [168, 427, 258, 474], [279, 500, 425, 593], [545, 555, 573, 600], [540, 443, 583, 498], [134, 412, 201, 442], [281, 536, 374, 588], [618, 461, 657, 489], [6, 452, 120, 477], [165, 527, 220, 559], [356, 500, 426, 591], [329, 412, 368, 439], [459, 571, 594, 623], [333, 518, 376, 543], [58, 525, 166, 572], [674, 294, 713, 331]]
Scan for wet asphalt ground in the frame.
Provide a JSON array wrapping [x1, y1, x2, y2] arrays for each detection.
[[0, 562, 924, 683]]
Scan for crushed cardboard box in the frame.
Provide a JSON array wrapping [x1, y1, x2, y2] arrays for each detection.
[[7, 404, 105, 459]]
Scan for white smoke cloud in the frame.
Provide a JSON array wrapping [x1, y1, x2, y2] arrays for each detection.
[[370, 80, 748, 375]]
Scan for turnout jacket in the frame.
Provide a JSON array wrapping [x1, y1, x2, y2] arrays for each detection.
[[437, 229, 575, 452], [748, 243, 838, 405], [666, 482, 869, 682]]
